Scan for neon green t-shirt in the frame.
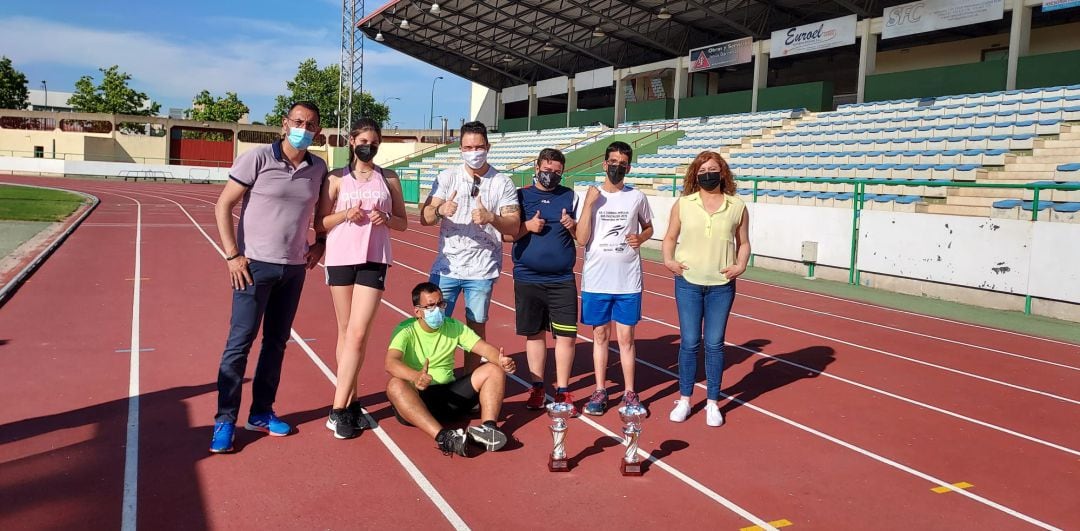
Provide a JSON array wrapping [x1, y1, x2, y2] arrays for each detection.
[[388, 317, 481, 384]]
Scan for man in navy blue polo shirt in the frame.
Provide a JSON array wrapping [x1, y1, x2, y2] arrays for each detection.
[[507, 148, 581, 414]]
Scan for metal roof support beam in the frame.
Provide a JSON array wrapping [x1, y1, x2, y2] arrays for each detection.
[[472, 0, 617, 66], [368, 30, 529, 85], [683, 0, 765, 39], [831, 0, 872, 17], [557, 0, 684, 56]]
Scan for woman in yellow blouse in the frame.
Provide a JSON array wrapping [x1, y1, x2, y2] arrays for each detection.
[[661, 151, 750, 427]]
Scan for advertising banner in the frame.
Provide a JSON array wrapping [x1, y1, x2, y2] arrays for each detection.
[[1042, 0, 1080, 11], [689, 37, 753, 72], [882, 0, 1004, 39], [769, 15, 857, 57]]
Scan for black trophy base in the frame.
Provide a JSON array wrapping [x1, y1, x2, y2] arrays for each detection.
[[549, 456, 570, 472], [620, 459, 643, 476]]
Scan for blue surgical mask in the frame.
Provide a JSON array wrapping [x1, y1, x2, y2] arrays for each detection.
[[286, 127, 314, 150], [423, 307, 445, 329]]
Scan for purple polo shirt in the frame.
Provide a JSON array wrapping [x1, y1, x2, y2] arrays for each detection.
[[230, 140, 327, 265]]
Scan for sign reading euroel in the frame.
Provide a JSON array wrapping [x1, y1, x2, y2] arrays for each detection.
[[770, 14, 857, 57], [689, 37, 753, 73], [882, 0, 1004, 39]]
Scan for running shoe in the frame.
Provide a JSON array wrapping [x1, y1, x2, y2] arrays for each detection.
[[622, 390, 645, 415], [209, 421, 235, 454], [347, 401, 370, 431], [245, 411, 291, 436], [582, 388, 609, 416], [705, 403, 724, 427], [669, 400, 691, 423], [326, 408, 359, 440], [525, 385, 547, 410], [553, 390, 580, 418], [436, 428, 472, 457], [467, 423, 508, 452]]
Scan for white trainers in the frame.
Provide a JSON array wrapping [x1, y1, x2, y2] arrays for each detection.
[[705, 403, 724, 427], [668, 400, 691, 422]]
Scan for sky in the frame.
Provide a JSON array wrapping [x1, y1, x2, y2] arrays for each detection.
[[0, 0, 472, 129]]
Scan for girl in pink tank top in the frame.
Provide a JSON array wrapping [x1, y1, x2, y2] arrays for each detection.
[[314, 118, 408, 439]]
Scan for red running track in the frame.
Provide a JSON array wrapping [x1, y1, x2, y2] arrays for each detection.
[[1, 176, 1077, 531]]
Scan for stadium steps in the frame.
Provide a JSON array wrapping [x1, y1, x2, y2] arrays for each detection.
[[918, 203, 992, 216]]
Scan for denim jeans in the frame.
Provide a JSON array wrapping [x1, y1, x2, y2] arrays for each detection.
[[674, 276, 736, 400], [429, 273, 495, 323], [215, 260, 306, 423]]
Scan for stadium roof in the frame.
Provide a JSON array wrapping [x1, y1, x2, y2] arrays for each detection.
[[359, 0, 889, 91]]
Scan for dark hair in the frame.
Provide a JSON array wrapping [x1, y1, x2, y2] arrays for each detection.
[[683, 151, 736, 196], [605, 141, 632, 162], [460, 121, 489, 145], [536, 148, 565, 167], [287, 101, 321, 124], [411, 282, 443, 306], [348, 117, 383, 166]]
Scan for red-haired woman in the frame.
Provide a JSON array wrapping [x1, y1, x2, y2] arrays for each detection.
[[661, 151, 750, 427]]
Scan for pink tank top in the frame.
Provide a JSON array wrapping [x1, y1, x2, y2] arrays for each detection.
[[324, 165, 393, 266]]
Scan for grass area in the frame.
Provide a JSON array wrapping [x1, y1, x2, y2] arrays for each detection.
[[638, 246, 1080, 344], [0, 185, 85, 222]]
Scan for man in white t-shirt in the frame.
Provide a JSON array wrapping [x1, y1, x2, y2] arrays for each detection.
[[421, 121, 521, 370], [575, 141, 654, 416]]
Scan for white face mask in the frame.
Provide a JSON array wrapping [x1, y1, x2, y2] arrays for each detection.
[[462, 149, 488, 169]]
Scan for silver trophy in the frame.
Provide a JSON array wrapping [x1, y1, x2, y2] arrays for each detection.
[[618, 405, 647, 476], [546, 402, 573, 472]]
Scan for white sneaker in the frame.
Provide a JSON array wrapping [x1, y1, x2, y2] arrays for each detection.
[[705, 404, 724, 427], [668, 400, 691, 422]]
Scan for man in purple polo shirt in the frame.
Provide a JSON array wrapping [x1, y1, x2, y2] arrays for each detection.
[[209, 101, 328, 454]]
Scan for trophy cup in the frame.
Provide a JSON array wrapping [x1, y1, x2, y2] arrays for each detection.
[[618, 405, 647, 476], [546, 402, 573, 472]]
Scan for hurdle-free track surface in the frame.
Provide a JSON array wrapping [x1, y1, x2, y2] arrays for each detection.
[[1, 176, 1077, 531]]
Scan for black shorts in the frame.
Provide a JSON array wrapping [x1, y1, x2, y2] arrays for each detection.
[[325, 262, 388, 290], [394, 375, 480, 425], [514, 279, 578, 337]]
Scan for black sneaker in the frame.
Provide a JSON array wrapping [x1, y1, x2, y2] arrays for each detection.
[[347, 401, 370, 431], [467, 423, 508, 452], [435, 428, 471, 457], [326, 408, 359, 440]]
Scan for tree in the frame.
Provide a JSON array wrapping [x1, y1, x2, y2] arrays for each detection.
[[186, 90, 249, 123], [266, 59, 389, 128], [69, 65, 161, 116], [0, 56, 30, 110]]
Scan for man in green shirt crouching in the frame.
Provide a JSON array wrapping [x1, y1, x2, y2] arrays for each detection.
[[386, 282, 516, 457]]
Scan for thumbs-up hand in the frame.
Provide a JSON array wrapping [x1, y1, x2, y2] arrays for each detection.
[[559, 208, 575, 230], [525, 210, 545, 233], [438, 190, 459, 218], [584, 185, 601, 207], [496, 347, 515, 373], [471, 195, 494, 225], [414, 358, 433, 390]]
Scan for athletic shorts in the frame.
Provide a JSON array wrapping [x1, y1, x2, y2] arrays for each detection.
[[581, 291, 643, 326], [326, 262, 388, 290], [514, 279, 578, 337], [394, 374, 480, 425]]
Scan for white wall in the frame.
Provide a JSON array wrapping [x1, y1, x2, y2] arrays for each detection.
[[0, 156, 230, 182], [470, 83, 498, 125]]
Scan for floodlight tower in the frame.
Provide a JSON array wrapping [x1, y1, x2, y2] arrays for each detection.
[[338, 0, 365, 133]]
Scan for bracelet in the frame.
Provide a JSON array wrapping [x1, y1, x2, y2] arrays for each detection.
[[433, 205, 444, 220], [225, 253, 242, 261]]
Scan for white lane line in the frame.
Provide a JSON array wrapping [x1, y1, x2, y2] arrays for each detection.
[[117, 191, 142, 531], [85, 187, 471, 531], [384, 248, 1063, 531], [131, 186, 1063, 529], [398, 217, 1079, 351], [389, 234, 1080, 405]]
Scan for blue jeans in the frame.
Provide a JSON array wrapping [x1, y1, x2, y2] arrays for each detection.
[[216, 260, 307, 423], [429, 273, 494, 323], [674, 276, 736, 400]]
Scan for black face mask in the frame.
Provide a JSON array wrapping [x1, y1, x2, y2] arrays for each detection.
[[354, 144, 378, 163], [606, 164, 627, 185], [698, 171, 723, 191], [535, 171, 561, 189]]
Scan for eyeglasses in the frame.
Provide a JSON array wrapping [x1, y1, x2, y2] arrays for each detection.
[[416, 301, 448, 311], [606, 160, 629, 168], [471, 176, 481, 197], [460, 145, 488, 152], [286, 117, 320, 131]]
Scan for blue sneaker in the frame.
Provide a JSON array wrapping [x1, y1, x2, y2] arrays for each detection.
[[245, 412, 291, 436], [209, 422, 235, 453]]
